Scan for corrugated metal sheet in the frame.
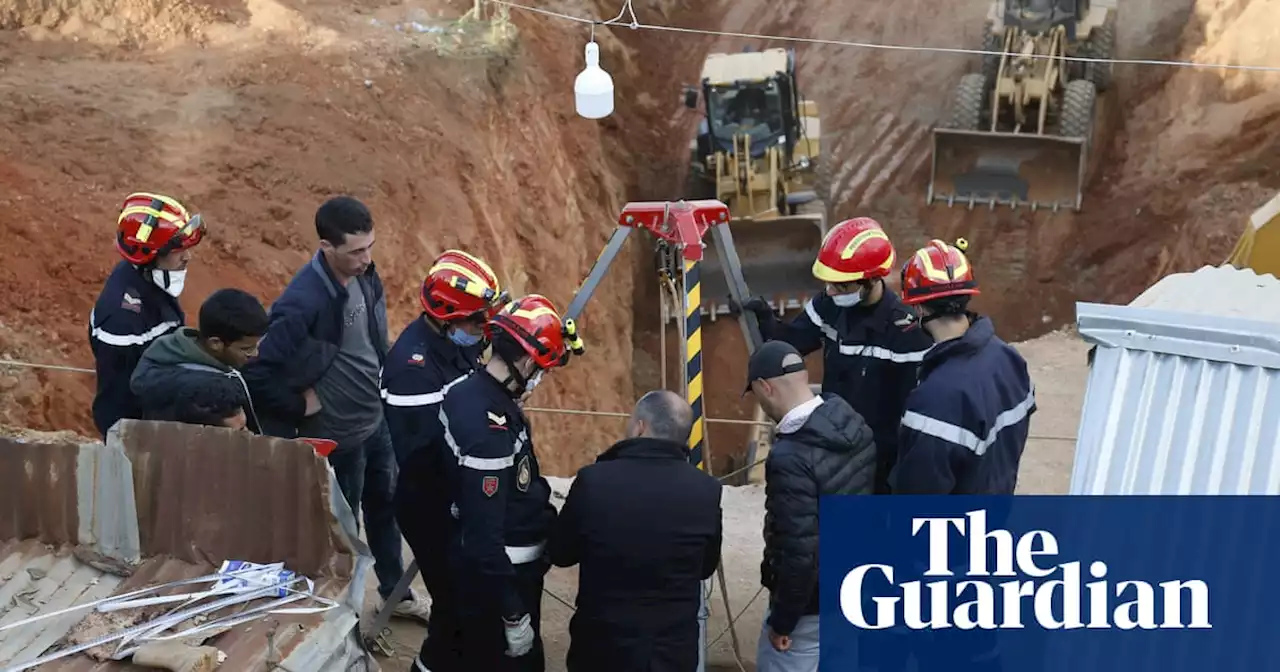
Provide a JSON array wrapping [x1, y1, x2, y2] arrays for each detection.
[[115, 421, 354, 580], [0, 421, 374, 670], [1071, 265, 1280, 494]]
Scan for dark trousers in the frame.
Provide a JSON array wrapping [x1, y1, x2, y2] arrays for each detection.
[[329, 419, 405, 599], [396, 470, 462, 671], [456, 560, 548, 672]]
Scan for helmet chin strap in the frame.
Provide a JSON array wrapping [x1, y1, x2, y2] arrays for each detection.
[[496, 350, 532, 399]]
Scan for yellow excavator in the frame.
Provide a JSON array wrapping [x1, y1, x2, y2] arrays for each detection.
[[682, 47, 827, 314], [1228, 192, 1280, 278], [928, 0, 1116, 212]]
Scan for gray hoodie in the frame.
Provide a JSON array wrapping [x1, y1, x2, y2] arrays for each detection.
[[129, 328, 258, 430]]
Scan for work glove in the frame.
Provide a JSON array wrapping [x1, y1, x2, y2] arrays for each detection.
[[503, 613, 535, 657], [728, 295, 774, 322]]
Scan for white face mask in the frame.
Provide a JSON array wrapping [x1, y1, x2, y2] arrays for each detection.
[[151, 268, 187, 298], [831, 292, 862, 308]]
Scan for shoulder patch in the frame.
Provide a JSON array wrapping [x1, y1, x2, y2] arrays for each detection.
[[121, 292, 143, 313], [409, 352, 425, 366], [486, 411, 508, 430], [482, 475, 499, 497], [894, 311, 918, 329]]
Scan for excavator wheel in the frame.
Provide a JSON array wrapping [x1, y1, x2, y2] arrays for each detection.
[[1083, 16, 1116, 92], [980, 26, 1003, 83], [947, 73, 988, 131], [1060, 79, 1097, 139]]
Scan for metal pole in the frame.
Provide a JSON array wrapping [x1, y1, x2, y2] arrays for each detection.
[[679, 252, 711, 672]]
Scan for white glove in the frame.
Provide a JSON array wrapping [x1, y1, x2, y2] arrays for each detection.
[[503, 613, 535, 657]]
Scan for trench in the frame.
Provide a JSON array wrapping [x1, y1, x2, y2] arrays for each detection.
[[598, 0, 1211, 476]]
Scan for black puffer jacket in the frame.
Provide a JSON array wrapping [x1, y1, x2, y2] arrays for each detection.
[[761, 394, 875, 636]]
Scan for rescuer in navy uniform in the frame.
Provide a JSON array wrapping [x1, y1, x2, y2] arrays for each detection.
[[889, 238, 1035, 495], [90, 192, 206, 439], [384, 250, 509, 672], [736, 218, 934, 494], [440, 294, 583, 671]]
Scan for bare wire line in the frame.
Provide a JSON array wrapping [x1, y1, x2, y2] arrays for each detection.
[[489, 0, 1280, 73]]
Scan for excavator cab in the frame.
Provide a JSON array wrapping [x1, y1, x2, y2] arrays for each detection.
[[682, 48, 827, 315]]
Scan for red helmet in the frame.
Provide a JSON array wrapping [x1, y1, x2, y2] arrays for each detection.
[[420, 249, 509, 322], [811, 217, 896, 283], [900, 238, 980, 305], [486, 294, 575, 369], [115, 192, 205, 266]]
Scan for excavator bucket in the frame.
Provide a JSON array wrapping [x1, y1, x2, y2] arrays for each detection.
[[700, 213, 826, 312], [927, 128, 1087, 211]]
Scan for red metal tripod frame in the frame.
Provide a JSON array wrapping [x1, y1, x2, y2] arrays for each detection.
[[617, 200, 731, 262]]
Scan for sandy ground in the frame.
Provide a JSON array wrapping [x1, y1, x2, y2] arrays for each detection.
[[361, 327, 1093, 671]]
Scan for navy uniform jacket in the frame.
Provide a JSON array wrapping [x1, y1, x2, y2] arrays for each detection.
[[380, 316, 483, 466], [889, 316, 1036, 494], [760, 290, 934, 493], [442, 371, 556, 619], [89, 261, 185, 438]]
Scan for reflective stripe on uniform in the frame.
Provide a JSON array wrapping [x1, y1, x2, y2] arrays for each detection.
[[89, 310, 179, 348], [440, 407, 527, 471], [900, 386, 1037, 456], [805, 299, 931, 363], [506, 541, 546, 564], [838, 343, 931, 363], [381, 373, 468, 408], [803, 299, 839, 342]]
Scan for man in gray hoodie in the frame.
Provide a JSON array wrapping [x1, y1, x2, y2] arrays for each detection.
[[131, 288, 268, 429]]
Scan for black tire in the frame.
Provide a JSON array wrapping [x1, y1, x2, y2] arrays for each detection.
[[981, 29, 1003, 82], [1060, 79, 1097, 139], [947, 73, 988, 131], [1083, 17, 1115, 92]]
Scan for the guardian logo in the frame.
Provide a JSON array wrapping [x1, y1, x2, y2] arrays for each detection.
[[840, 510, 1212, 631]]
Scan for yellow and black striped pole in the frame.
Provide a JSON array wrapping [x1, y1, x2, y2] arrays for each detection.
[[683, 256, 706, 471]]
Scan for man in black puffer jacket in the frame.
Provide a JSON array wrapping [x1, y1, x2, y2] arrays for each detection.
[[745, 340, 876, 671]]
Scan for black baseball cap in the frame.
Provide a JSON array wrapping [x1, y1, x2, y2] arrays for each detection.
[[743, 340, 807, 396]]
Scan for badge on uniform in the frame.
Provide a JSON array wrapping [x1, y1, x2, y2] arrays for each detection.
[[409, 352, 425, 366], [517, 454, 531, 493], [482, 475, 499, 497], [121, 292, 142, 313], [487, 411, 508, 430]]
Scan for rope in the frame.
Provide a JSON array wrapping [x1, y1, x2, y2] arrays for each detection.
[[489, 0, 1280, 74], [707, 585, 767, 649]]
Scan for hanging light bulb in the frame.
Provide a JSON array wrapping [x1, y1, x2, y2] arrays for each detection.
[[575, 41, 614, 119]]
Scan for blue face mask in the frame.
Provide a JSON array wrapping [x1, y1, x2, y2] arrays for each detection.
[[831, 292, 862, 308], [449, 328, 482, 347]]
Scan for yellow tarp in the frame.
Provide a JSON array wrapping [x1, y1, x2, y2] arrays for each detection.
[[1227, 192, 1280, 278]]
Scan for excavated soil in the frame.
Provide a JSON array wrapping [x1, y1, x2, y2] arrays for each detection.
[[1, 0, 1279, 475]]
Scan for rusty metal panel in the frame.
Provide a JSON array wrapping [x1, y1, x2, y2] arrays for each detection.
[[0, 439, 80, 545], [111, 420, 354, 580]]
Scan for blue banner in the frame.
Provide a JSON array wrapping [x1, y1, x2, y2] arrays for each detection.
[[818, 496, 1280, 672]]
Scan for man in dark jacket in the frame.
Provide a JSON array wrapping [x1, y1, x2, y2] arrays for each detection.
[[890, 239, 1035, 495], [738, 217, 932, 494], [130, 288, 267, 429], [550, 390, 722, 672], [243, 196, 428, 622], [90, 192, 205, 439], [746, 340, 876, 671]]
